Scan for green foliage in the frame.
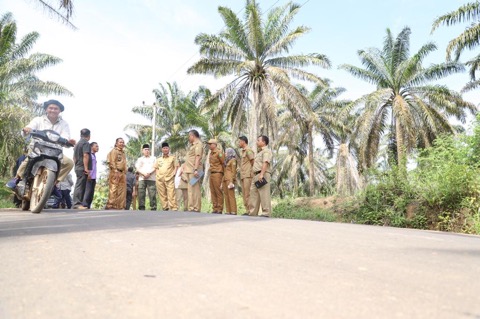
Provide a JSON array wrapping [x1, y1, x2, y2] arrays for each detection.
[[340, 124, 480, 234], [0, 178, 16, 208], [273, 198, 337, 222]]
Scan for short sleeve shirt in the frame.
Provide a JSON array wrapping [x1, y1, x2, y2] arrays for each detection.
[[209, 149, 224, 173], [155, 155, 179, 181], [252, 146, 272, 174], [73, 137, 91, 170], [23, 115, 71, 140], [185, 140, 203, 173], [240, 146, 255, 179]]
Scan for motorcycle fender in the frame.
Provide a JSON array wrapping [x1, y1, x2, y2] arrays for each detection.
[[31, 159, 59, 176]]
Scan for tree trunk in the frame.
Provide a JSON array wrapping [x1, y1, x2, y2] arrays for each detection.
[[336, 141, 363, 196], [307, 122, 315, 196], [249, 90, 260, 150], [395, 118, 406, 171]]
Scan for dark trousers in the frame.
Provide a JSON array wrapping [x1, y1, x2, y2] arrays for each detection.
[[84, 179, 96, 208], [138, 180, 156, 210], [126, 188, 133, 210], [54, 189, 72, 208], [72, 169, 88, 207]]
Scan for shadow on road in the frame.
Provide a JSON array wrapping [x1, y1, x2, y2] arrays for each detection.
[[0, 209, 266, 238]]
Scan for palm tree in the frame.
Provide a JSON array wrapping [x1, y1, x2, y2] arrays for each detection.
[[432, 1, 480, 91], [0, 12, 72, 176], [300, 84, 349, 196], [126, 82, 195, 154], [33, 0, 76, 29], [187, 0, 330, 145], [340, 27, 476, 170], [275, 114, 333, 198]]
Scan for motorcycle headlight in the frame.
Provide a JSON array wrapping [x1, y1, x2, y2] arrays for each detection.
[[45, 131, 60, 142]]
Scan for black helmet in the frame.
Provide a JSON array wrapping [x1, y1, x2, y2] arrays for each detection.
[[43, 100, 65, 112]]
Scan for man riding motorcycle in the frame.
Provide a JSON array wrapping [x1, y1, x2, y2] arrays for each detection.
[[6, 100, 76, 189]]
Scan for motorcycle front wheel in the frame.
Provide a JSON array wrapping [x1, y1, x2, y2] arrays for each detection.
[[30, 169, 56, 214]]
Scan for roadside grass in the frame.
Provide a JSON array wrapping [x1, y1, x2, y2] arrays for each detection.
[[272, 198, 338, 222], [0, 178, 16, 209]]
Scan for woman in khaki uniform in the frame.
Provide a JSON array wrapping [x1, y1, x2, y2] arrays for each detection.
[[223, 148, 237, 215], [106, 138, 127, 210]]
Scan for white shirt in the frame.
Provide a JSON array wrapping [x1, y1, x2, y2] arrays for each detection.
[[174, 166, 183, 189], [58, 174, 74, 190], [135, 156, 156, 181], [22, 115, 71, 140]]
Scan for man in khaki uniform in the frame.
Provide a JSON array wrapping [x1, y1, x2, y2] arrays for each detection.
[[238, 136, 255, 215], [249, 135, 272, 217], [207, 139, 224, 214], [185, 130, 204, 212], [155, 142, 179, 211]]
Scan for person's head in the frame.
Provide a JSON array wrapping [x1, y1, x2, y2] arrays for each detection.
[[188, 129, 200, 143], [128, 167, 134, 173], [238, 136, 248, 148], [90, 142, 99, 153], [161, 142, 170, 155], [142, 144, 150, 157], [43, 100, 64, 121], [257, 135, 269, 148], [80, 128, 91, 140], [207, 139, 217, 151], [225, 148, 236, 161], [115, 138, 125, 149]]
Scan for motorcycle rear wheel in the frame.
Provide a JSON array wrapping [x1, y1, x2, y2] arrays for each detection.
[[30, 169, 56, 214]]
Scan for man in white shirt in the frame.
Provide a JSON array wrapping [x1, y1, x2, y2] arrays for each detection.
[[135, 144, 157, 210], [7, 100, 75, 189]]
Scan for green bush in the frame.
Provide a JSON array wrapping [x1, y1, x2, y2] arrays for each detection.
[[273, 198, 337, 222]]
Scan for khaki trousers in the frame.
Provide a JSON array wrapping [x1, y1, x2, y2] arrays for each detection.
[[209, 172, 224, 212], [224, 187, 237, 214], [241, 177, 252, 212], [186, 172, 202, 212], [16, 155, 74, 182], [157, 178, 178, 210], [176, 188, 188, 211], [248, 172, 271, 217]]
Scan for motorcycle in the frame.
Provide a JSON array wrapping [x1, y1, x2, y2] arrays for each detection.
[[16, 129, 73, 214]]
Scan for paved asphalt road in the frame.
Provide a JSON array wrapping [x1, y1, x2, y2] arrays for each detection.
[[0, 209, 479, 319]]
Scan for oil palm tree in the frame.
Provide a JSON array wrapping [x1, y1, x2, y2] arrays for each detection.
[[187, 0, 330, 145], [432, 1, 480, 91], [33, 0, 76, 29], [126, 82, 196, 154], [340, 27, 476, 170]]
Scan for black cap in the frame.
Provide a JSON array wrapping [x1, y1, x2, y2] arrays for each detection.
[[142, 144, 150, 149], [161, 142, 169, 148], [43, 99, 65, 112]]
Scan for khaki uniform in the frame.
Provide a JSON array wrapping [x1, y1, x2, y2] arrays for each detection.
[[106, 147, 127, 210], [224, 158, 237, 214], [209, 149, 224, 213], [155, 154, 179, 211], [185, 140, 204, 212], [248, 146, 272, 217], [240, 146, 255, 212]]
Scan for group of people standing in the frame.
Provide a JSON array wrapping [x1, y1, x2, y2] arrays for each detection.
[[8, 99, 273, 217], [103, 129, 273, 217]]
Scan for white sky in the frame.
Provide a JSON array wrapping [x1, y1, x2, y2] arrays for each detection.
[[1, 0, 479, 174]]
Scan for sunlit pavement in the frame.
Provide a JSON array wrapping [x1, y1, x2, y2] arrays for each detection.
[[0, 208, 479, 319]]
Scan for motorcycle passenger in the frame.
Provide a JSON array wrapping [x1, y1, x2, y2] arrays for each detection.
[[6, 100, 76, 189]]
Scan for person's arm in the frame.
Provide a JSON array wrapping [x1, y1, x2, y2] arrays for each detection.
[[258, 151, 271, 181], [83, 153, 90, 175]]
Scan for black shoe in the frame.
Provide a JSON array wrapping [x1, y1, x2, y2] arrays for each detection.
[[259, 215, 270, 218]]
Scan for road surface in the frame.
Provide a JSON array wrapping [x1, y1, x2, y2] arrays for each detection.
[[0, 209, 479, 318]]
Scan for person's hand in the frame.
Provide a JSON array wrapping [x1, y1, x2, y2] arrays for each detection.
[[194, 171, 199, 178], [22, 127, 32, 134], [68, 139, 76, 146], [258, 173, 264, 181], [84, 169, 90, 175], [228, 183, 234, 189]]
